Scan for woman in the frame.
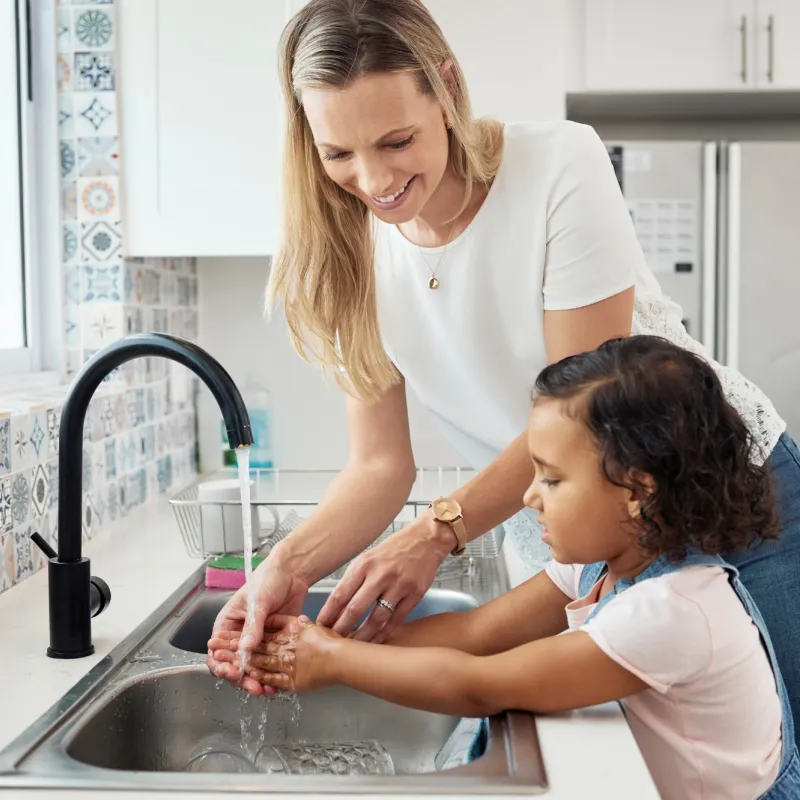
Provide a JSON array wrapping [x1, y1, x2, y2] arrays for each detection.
[[208, 0, 800, 740]]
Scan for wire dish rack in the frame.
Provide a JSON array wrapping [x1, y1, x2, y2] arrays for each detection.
[[169, 467, 506, 568]]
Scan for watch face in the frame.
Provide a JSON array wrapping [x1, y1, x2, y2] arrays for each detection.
[[432, 497, 460, 521]]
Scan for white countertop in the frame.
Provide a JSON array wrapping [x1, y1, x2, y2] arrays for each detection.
[[0, 492, 658, 798]]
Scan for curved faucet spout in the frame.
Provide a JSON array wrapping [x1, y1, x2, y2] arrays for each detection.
[[41, 333, 252, 658]]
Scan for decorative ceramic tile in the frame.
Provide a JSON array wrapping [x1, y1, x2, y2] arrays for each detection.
[[77, 176, 119, 221], [47, 407, 61, 456], [82, 445, 92, 493], [57, 7, 72, 52], [61, 139, 77, 180], [73, 7, 113, 49], [106, 480, 119, 522], [80, 303, 124, 349], [31, 464, 50, 518], [65, 265, 81, 304], [29, 413, 47, 460], [82, 492, 99, 539], [65, 348, 83, 375], [59, 94, 74, 137], [147, 463, 158, 501], [157, 455, 172, 494], [113, 392, 126, 432], [139, 425, 155, 465], [0, 476, 12, 533], [104, 437, 116, 480], [64, 302, 81, 348], [61, 181, 77, 220], [78, 136, 118, 176], [119, 432, 137, 475], [48, 459, 59, 510], [92, 487, 106, 530], [75, 91, 117, 136], [100, 396, 115, 437], [0, 416, 10, 476], [92, 441, 106, 486], [32, 515, 51, 572], [57, 54, 72, 91], [136, 467, 147, 506], [11, 416, 36, 472], [74, 52, 114, 91], [82, 263, 121, 302], [10, 470, 31, 526], [14, 526, 35, 583], [63, 222, 79, 265], [48, 509, 58, 553], [80, 220, 121, 262], [0, 533, 13, 592], [146, 387, 156, 422]]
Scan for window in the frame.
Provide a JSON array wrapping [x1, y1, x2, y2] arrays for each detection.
[[0, 0, 60, 384], [0, 1, 28, 370]]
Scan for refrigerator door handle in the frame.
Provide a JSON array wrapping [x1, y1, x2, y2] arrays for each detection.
[[726, 144, 742, 371], [701, 143, 718, 356]]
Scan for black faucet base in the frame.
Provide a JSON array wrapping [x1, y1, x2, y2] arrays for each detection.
[[47, 645, 95, 659]]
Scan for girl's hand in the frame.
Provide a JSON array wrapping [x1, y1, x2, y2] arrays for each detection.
[[209, 615, 342, 693]]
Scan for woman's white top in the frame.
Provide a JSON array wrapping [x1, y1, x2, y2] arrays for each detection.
[[373, 121, 785, 474]]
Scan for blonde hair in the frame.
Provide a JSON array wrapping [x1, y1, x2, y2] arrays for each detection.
[[269, 0, 503, 401]]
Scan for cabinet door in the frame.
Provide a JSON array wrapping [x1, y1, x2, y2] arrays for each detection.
[[119, 0, 285, 257], [757, 0, 800, 88], [584, 0, 755, 91], [419, 0, 566, 121]]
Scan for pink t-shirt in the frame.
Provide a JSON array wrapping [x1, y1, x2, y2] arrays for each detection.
[[545, 561, 783, 800]]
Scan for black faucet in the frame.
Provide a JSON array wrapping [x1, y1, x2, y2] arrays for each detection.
[[31, 333, 253, 659]]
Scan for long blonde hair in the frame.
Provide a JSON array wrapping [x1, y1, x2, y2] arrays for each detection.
[[269, 0, 503, 401]]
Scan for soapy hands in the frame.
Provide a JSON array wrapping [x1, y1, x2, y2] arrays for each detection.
[[208, 615, 341, 694]]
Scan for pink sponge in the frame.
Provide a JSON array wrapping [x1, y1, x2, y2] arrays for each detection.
[[204, 555, 265, 589]]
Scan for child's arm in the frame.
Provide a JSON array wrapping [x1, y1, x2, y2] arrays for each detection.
[[386, 569, 571, 654], [243, 618, 649, 717]]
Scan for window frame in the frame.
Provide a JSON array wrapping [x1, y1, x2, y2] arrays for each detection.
[[0, 0, 63, 386]]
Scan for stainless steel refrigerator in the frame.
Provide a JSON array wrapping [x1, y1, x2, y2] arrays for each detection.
[[605, 139, 800, 440]]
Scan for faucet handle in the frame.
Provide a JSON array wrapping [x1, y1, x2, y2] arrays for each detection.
[[30, 533, 111, 619]]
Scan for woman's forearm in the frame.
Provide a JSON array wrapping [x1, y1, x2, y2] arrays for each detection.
[[446, 432, 533, 542], [270, 461, 415, 585]]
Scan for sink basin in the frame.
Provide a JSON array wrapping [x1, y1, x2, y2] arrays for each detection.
[[67, 668, 458, 774], [0, 556, 548, 793], [170, 588, 478, 654]]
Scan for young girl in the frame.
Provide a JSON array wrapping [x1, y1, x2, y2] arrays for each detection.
[[209, 336, 800, 799]]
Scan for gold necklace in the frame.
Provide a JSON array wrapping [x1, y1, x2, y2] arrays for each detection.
[[417, 215, 459, 290]]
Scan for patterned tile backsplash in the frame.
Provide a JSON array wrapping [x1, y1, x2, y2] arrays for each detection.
[[0, 257, 199, 598], [0, 0, 202, 598]]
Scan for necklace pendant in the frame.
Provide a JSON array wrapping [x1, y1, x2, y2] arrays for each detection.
[[428, 276, 440, 290]]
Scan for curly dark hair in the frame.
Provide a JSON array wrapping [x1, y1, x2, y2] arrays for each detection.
[[533, 335, 778, 562]]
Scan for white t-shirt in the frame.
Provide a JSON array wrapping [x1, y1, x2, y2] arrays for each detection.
[[545, 561, 783, 800], [373, 121, 784, 470]]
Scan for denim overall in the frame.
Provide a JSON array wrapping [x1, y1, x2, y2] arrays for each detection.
[[579, 552, 800, 799]]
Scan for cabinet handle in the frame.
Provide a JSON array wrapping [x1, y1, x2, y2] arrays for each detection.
[[767, 14, 775, 83], [739, 15, 748, 83]]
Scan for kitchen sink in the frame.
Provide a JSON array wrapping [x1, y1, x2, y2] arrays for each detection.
[[0, 555, 548, 794], [170, 588, 478, 654]]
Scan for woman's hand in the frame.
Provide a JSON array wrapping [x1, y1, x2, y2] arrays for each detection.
[[210, 615, 341, 693], [316, 519, 453, 642], [206, 561, 310, 696]]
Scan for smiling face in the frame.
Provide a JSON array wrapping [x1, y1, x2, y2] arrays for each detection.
[[522, 397, 636, 566], [301, 71, 451, 223]]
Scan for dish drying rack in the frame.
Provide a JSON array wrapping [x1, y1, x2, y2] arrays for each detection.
[[169, 467, 506, 575]]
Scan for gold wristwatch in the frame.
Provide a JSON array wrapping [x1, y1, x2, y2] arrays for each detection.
[[429, 496, 467, 556]]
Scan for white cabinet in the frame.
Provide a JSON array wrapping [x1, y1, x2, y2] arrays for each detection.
[[583, 0, 757, 91], [423, 0, 566, 121], [118, 0, 285, 257], [757, 0, 800, 88]]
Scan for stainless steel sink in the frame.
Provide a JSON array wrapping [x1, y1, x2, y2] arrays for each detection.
[[0, 555, 548, 794]]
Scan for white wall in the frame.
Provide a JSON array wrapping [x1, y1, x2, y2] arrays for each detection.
[[196, 257, 467, 473]]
